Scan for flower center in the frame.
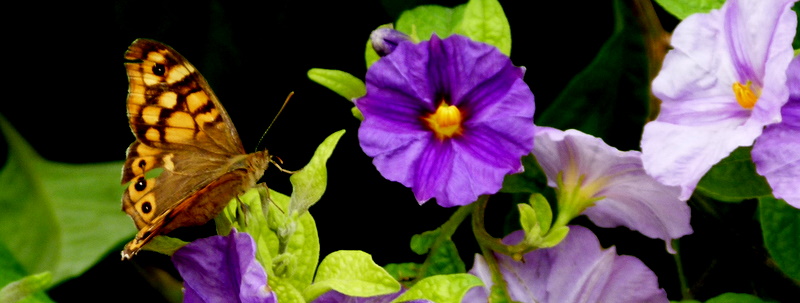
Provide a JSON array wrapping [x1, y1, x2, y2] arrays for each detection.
[[424, 102, 464, 140], [732, 81, 760, 109], [553, 160, 607, 228]]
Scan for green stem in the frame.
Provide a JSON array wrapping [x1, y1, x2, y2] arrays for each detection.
[[672, 240, 692, 300], [415, 201, 475, 280], [471, 196, 515, 302]]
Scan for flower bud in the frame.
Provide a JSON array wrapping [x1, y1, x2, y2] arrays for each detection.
[[370, 27, 411, 57]]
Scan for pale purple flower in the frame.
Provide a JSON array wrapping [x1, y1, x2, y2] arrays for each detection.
[[641, 0, 797, 200], [533, 126, 692, 253], [463, 226, 668, 303], [752, 55, 800, 208], [356, 34, 535, 207], [172, 230, 276, 303]]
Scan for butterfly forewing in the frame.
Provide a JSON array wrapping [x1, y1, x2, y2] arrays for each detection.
[[120, 39, 271, 259]]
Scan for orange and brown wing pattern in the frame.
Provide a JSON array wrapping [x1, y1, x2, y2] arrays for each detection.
[[124, 38, 245, 156]]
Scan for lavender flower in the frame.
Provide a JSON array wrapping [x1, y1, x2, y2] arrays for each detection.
[[640, 0, 797, 200], [533, 127, 692, 253], [356, 34, 535, 207], [464, 226, 668, 303], [172, 230, 276, 303], [752, 55, 800, 208]]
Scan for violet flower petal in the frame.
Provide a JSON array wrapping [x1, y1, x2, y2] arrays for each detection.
[[466, 227, 668, 303], [534, 127, 692, 253], [356, 34, 535, 207], [752, 55, 800, 208], [641, 0, 796, 200], [172, 231, 276, 303]]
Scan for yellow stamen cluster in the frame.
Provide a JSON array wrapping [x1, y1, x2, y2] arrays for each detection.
[[733, 81, 759, 109], [424, 102, 464, 140]]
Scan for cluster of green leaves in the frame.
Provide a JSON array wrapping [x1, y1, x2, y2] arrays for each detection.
[[0, 115, 132, 303]]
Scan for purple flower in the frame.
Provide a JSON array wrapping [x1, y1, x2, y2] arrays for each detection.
[[312, 289, 432, 303], [172, 230, 276, 303], [752, 55, 800, 208], [641, 0, 797, 200], [533, 127, 692, 253], [464, 226, 668, 303], [355, 34, 535, 207]]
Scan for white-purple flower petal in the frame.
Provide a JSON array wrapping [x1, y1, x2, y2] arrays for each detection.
[[533, 126, 692, 253], [641, 0, 797, 200], [356, 34, 535, 207], [172, 230, 276, 303], [464, 226, 668, 303], [752, 55, 800, 208]]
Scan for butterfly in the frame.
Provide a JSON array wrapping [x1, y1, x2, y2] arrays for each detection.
[[120, 39, 271, 260]]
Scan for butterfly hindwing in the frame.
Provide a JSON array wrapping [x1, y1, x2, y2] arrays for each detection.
[[120, 39, 271, 259]]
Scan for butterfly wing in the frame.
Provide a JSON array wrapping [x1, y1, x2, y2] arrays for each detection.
[[121, 39, 255, 258]]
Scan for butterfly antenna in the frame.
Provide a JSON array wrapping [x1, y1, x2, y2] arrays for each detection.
[[255, 91, 294, 152]]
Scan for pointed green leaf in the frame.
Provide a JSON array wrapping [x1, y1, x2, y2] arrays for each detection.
[[540, 225, 570, 248], [0, 116, 132, 285], [0, 272, 52, 303], [307, 69, 366, 102], [396, 5, 465, 41], [696, 147, 772, 202], [391, 273, 482, 303], [652, 0, 724, 20], [454, 0, 511, 55], [536, 0, 649, 150], [304, 250, 400, 301], [517, 203, 538, 235], [141, 235, 188, 256], [529, 193, 552, 235], [289, 130, 345, 216], [759, 197, 800, 281], [0, 237, 53, 302], [705, 292, 774, 303]]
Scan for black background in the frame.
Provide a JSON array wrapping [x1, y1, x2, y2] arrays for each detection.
[[2, 0, 798, 302]]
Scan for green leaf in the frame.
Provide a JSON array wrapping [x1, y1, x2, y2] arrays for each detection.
[[0, 272, 52, 303], [289, 130, 345, 216], [536, 0, 649, 150], [0, 116, 133, 285], [304, 250, 400, 302], [269, 275, 306, 303], [0, 240, 53, 302], [529, 193, 552, 235], [383, 262, 420, 285], [307, 68, 366, 102], [759, 197, 800, 281], [517, 203, 539, 236], [696, 147, 772, 202], [141, 235, 188, 256], [501, 154, 546, 194], [704, 292, 775, 303], [396, 5, 465, 41], [391, 273, 482, 303], [365, 39, 380, 68], [653, 0, 724, 20], [454, 0, 511, 55], [540, 225, 570, 248]]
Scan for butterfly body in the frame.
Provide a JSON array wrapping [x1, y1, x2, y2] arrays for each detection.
[[120, 39, 269, 259]]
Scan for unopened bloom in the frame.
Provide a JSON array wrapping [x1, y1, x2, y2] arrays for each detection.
[[533, 127, 692, 253], [172, 230, 276, 303], [356, 34, 535, 207], [370, 27, 412, 57], [752, 55, 800, 208], [641, 0, 797, 200], [463, 226, 668, 303]]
